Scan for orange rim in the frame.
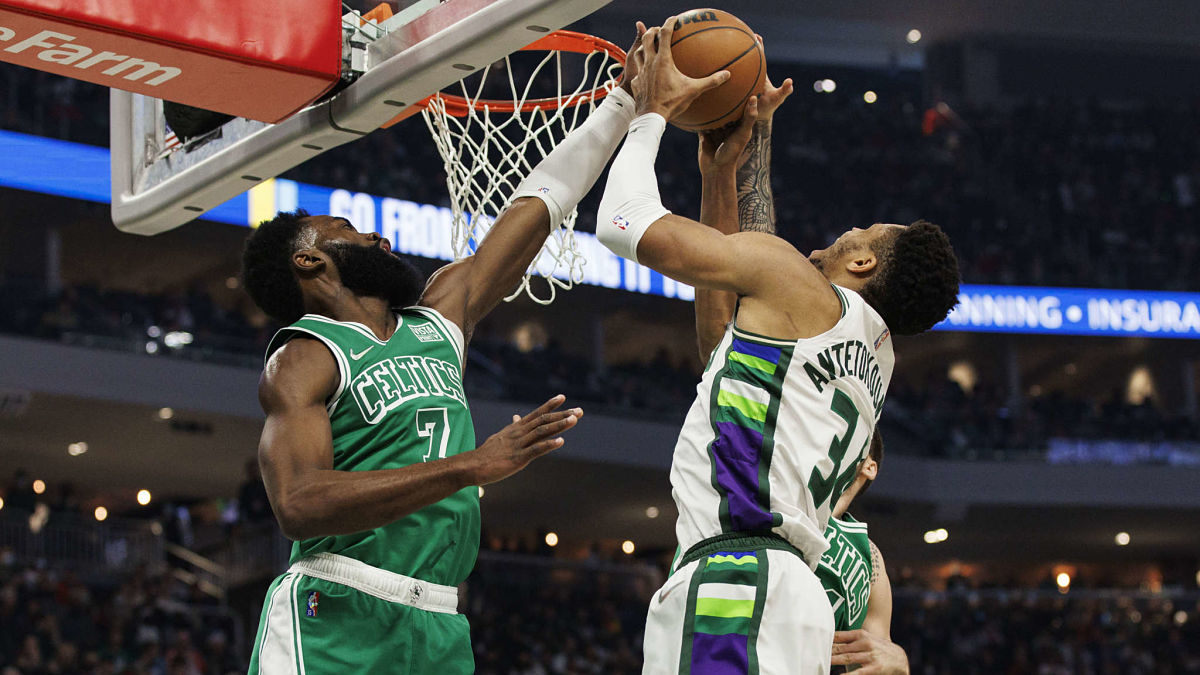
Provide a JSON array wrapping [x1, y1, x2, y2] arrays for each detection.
[[420, 30, 627, 117]]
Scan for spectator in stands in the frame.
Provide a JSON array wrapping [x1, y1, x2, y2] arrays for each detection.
[[235, 460, 272, 525]]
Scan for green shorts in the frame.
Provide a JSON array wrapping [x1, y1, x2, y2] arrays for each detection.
[[248, 556, 472, 674]]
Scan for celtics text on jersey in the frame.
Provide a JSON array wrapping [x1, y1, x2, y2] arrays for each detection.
[[816, 514, 872, 631], [264, 306, 480, 587]]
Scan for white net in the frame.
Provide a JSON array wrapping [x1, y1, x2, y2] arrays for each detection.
[[420, 39, 623, 304]]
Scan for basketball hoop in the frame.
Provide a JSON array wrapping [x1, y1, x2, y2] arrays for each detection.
[[417, 30, 626, 305]]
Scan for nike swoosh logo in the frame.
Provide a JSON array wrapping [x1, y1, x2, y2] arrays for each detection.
[[349, 346, 375, 360]]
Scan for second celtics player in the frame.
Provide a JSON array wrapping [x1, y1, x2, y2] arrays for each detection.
[[818, 432, 909, 674]]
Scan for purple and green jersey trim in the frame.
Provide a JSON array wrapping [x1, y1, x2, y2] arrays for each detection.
[[679, 551, 770, 674], [706, 334, 794, 533]]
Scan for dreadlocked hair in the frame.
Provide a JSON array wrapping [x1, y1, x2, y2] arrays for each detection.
[[241, 209, 312, 325], [859, 220, 960, 336]]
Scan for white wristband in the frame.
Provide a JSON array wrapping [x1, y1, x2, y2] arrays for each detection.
[[511, 87, 638, 226], [596, 113, 672, 263]]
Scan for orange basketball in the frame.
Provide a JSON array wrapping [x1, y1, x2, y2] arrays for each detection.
[[667, 8, 766, 131]]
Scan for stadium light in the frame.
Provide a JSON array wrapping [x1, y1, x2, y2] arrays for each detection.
[[1115, 531, 1130, 546], [622, 540, 635, 555], [0, 497, 4, 511], [1175, 611, 1188, 626], [544, 532, 559, 547], [863, 91, 878, 104], [906, 29, 922, 44], [924, 528, 949, 544], [137, 489, 152, 506], [32, 479, 45, 495], [94, 506, 108, 521], [645, 506, 660, 519], [158, 407, 174, 420], [68, 442, 88, 456], [1056, 572, 1070, 589]]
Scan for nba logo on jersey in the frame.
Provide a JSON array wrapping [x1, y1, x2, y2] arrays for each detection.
[[306, 591, 320, 617], [537, 186, 550, 194], [874, 327, 890, 350], [613, 215, 629, 231], [408, 322, 443, 343]]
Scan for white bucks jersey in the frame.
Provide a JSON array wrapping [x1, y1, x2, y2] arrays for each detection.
[[670, 285, 894, 569]]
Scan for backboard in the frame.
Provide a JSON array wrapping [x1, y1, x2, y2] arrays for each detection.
[[110, 0, 611, 235]]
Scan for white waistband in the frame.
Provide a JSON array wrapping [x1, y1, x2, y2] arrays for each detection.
[[288, 553, 458, 614]]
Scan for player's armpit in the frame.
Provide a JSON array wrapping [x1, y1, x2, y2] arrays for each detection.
[[418, 197, 550, 342]]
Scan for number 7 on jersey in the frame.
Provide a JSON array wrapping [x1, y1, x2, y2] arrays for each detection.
[[416, 408, 450, 461]]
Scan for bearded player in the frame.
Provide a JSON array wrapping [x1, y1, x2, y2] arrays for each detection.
[[690, 52, 910, 675], [596, 19, 958, 673], [240, 30, 647, 675]]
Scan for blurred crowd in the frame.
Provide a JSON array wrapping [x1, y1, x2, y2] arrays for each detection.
[[3, 277, 1197, 453], [4, 553, 1199, 675], [892, 591, 1200, 675], [4, 61, 1199, 291], [886, 373, 1200, 458], [0, 564, 241, 675]]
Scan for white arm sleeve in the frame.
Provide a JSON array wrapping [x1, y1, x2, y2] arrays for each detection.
[[511, 88, 638, 227], [596, 113, 671, 263]]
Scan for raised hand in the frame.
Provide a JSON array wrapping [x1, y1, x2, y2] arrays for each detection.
[[619, 21, 648, 96], [631, 17, 731, 120], [466, 395, 583, 486], [698, 96, 759, 177], [753, 37, 794, 123]]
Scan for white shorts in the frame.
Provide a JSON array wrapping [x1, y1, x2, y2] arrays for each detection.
[[643, 544, 833, 675]]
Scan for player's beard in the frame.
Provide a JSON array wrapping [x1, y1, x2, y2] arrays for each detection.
[[322, 242, 426, 309]]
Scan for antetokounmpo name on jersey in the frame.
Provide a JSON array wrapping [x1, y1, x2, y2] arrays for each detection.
[[802, 339, 886, 416], [351, 355, 465, 424]]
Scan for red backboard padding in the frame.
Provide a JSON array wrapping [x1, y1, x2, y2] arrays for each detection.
[[0, 0, 343, 122]]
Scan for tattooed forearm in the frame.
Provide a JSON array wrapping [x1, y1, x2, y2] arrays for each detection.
[[869, 539, 882, 586], [736, 120, 777, 234]]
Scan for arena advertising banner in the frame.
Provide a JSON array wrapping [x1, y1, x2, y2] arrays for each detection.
[[934, 285, 1200, 339], [1, 128, 1197, 338]]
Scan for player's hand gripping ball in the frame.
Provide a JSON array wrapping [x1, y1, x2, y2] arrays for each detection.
[[666, 8, 766, 131]]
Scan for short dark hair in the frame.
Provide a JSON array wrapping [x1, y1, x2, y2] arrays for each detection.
[[859, 220, 960, 336], [241, 209, 312, 325], [857, 429, 884, 498]]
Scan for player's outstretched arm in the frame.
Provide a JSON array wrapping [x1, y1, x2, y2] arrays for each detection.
[[830, 541, 910, 674], [737, 43, 793, 236], [694, 103, 756, 360], [694, 65, 795, 360], [598, 21, 825, 314], [419, 26, 647, 342], [258, 338, 582, 540]]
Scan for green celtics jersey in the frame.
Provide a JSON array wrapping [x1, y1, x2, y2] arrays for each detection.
[[815, 514, 872, 631], [264, 307, 479, 587]]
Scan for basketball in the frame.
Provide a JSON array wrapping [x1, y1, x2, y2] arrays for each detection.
[[667, 8, 766, 131]]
